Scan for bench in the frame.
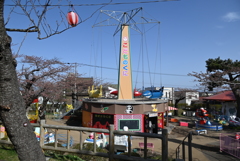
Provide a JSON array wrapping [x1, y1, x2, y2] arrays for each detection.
[[139, 142, 154, 154], [195, 129, 207, 135]]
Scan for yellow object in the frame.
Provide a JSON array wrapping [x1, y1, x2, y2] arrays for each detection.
[[27, 102, 38, 122], [151, 104, 157, 112], [66, 104, 73, 112], [88, 85, 102, 98]]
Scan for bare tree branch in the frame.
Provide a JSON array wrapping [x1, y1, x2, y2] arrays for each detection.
[[5, 0, 113, 39]]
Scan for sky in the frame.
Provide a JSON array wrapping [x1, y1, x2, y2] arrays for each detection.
[[4, 0, 240, 90]]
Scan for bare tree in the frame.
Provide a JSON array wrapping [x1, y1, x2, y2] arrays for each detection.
[[17, 55, 71, 108], [0, 0, 112, 160]]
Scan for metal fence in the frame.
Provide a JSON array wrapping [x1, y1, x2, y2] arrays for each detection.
[[175, 132, 192, 161], [0, 120, 168, 161], [220, 133, 240, 159]]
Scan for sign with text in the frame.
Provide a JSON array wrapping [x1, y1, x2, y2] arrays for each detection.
[[118, 25, 133, 100]]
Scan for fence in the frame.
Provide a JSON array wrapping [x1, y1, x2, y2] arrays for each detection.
[[220, 133, 240, 159], [0, 120, 168, 161], [175, 132, 192, 161]]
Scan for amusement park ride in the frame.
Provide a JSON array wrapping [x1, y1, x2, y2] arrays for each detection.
[[108, 87, 142, 97], [88, 85, 103, 98], [143, 86, 164, 99], [195, 108, 223, 130], [81, 8, 168, 134]]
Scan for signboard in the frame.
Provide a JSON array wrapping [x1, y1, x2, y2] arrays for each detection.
[[92, 114, 114, 129], [118, 119, 140, 131], [118, 25, 133, 100], [149, 113, 158, 117], [157, 113, 164, 130]]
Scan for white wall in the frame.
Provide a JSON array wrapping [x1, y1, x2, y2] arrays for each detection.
[[185, 92, 199, 106]]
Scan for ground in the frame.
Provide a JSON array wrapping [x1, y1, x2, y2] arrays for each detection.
[[46, 115, 240, 161]]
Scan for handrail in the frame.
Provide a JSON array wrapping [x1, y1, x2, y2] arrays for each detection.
[[175, 131, 192, 161], [0, 120, 168, 161]]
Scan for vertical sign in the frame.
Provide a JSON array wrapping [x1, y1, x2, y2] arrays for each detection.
[[118, 25, 133, 100], [157, 113, 164, 130]]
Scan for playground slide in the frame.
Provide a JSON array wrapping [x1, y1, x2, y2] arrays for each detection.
[[60, 105, 82, 119]]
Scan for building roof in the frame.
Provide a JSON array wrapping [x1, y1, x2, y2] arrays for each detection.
[[203, 90, 236, 101]]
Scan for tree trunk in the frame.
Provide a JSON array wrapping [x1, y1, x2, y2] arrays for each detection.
[[0, 1, 45, 160], [232, 88, 240, 118], [39, 97, 49, 120], [174, 99, 180, 116]]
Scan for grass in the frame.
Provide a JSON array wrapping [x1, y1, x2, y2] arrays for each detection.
[[0, 144, 19, 161], [0, 142, 173, 161]]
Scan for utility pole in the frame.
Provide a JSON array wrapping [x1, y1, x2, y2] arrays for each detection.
[[66, 62, 78, 109], [72, 62, 77, 109]]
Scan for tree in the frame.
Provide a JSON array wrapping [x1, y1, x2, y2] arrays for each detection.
[[0, 0, 112, 160], [188, 57, 240, 117], [17, 55, 71, 109], [64, 72, 93, 107]]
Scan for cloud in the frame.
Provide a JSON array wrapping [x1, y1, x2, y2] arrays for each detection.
[[222, 12, 240, 22]]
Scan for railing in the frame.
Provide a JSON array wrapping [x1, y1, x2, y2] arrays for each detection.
[[220, 133, 240, 159], [175, 132, 192, 161], [0, 120, 168, 161]]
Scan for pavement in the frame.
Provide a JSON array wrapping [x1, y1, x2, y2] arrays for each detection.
[[44, 117, 239, 161]]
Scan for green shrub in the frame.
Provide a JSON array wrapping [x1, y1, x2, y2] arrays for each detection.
[[177, 109, 184, 116], [0, 144, 19, 161], [73, 143, 108, 161], [209, 104, 222, 111]]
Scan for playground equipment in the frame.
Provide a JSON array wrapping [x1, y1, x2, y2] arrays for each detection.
[[88, 85, 102, 98], [195, 108, 222, 131], [143, 86, 164, 99], [81, 8, 167, 134], [108, 87, 142, 97], [28, 99, 39, 123], [84, 133, 107, 148], [196, 108, 209, 125]]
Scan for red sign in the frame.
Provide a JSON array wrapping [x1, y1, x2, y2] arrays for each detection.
[[157, 113, 164, 129]]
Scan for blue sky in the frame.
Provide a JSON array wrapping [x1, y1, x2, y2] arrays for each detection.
[[4, 0, 240, 89]]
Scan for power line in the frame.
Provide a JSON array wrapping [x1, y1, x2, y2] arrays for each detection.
[[5, 0, 178, 7], [18, 61, 190, 77], [76, 63, 189, 77]]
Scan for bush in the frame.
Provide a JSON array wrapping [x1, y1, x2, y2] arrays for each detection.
[[73, 143, 108, 161], [177, 108, 184, 116], [209, 104, 222, 112]]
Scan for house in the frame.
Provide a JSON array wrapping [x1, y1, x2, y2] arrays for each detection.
[[64, 77, 93, 104], [185, 92, 199, 106], [162, 87, 175, 104], [177, 91, 200, 106], [203, 90, 236, 120]]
